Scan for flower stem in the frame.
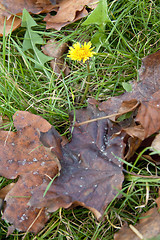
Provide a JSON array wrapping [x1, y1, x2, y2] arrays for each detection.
[[81, 61, 91, 104]]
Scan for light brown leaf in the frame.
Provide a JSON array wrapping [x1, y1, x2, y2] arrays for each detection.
[[151, 133, 160, 152], [42, 39, 70, 75], [45, 5, 88, 30], [114, 207, 160, 240], [45, 0, 94, 23], [0, 183, 15, 199], [136, 91, 160, 138], [0, 0, 56, 35], [0, 15, 21, 36], [0, 0, 97, 34]]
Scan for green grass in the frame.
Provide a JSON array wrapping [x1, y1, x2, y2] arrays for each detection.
[[0, 0, 160, 239]]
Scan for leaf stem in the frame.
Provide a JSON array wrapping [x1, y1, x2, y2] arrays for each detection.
[[74, 101, 140, 126]]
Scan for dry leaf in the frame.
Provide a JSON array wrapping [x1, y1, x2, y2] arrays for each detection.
[[3, 174, 49, 233], [0, 111, 59, 233], [44, 0, 96, 23], [0, 183, 15, 199], [151, 133, 160, 152], [98, 50, 160, 141], [0, 15, 21, 36], [29, 101, 125, 219], [45, 5, 89, 30], [0, 0, 56, 35], [0, 0, 97, 35], [136, 90, 160, 138], [114, 207, 160, 240], [42, 39, 70, 75]]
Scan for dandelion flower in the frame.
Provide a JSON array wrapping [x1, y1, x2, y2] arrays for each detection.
[[67, 41, 95, 63]]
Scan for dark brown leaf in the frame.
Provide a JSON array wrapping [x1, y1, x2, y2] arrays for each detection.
[[29, 101, 125, 219], [1, 49, 160, 234], [0, 0, 56, 35], [98, 50, 160, 140]]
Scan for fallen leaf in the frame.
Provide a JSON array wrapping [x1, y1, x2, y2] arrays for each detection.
[[98, 50, 160, 141], [136, 90, 160, 138], [0, 111, 59, 233], [29, 101, 125, 219], [0, 0, 97, 35], [0, 111, 59, 179], [45, 7, 89, 31], [42, 39, 70, 75], [0, 0, 56, 35], [114, 207, 160, 240], [45, 0, 97, 30], [0, 15, 21, 36], [151, 133, 160, 152], [0, 0, 54, 16], [0, 183, 15, 199], [3, 174, 49, 233]]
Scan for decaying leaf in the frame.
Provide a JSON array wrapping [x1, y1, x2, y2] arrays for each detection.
[[151, 133, 160, 152], [0, 111, 59, 179], [29, 101, 125, 219], [0, 111, 59, 233], [0, 15, 21, 36], [114, 190, 160, 240], [42, 39, 70, 75], [0, 183, 15, 199], [0, 0, 97, 35], [97, 50, 160, 142], [0, 0, 56, 35], [3, 174, 49, 234], [44, 0, 97, 30], [114, 207, 160, 240], [45, 7, 89, 31]]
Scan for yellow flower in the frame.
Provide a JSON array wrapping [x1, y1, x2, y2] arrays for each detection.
[[67, 42, 95, 63]]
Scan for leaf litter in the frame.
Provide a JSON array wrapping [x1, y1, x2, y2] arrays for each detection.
[[1, 50, 160, 235], [0, 0, 97, 35]]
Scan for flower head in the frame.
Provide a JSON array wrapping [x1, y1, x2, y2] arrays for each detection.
[[67, 41, 95, 63]]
